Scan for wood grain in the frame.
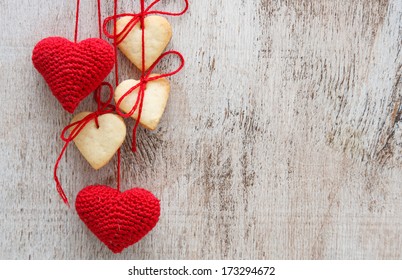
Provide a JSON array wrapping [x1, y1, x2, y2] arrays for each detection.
[[0, 0, 401, 259]]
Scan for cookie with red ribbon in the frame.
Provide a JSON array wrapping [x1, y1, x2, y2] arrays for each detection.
[[70, 112, 126, 169], [115, 75, 170, 130]]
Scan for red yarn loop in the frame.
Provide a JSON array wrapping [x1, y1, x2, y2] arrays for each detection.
[[115, 50, 185, 151], [103, 0, 189, 44], [54, 82, 115, 206], [94, 82, 116, 112]]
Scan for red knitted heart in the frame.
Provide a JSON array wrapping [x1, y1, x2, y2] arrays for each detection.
[[32, 37, 114, 113], [75, 185, 160, 253]]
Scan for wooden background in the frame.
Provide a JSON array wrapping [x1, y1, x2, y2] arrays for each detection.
[[0, 0, 401, 259]]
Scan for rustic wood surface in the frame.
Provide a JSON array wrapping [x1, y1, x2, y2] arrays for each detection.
[[0, 0, 401, 259]]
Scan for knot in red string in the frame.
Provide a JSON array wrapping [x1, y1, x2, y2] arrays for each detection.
[[103, 0, 189, 45]]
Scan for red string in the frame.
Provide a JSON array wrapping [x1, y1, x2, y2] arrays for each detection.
[[93, 82, 116, 126], [97, 0, 102, 39], [140, 0, 146, 74], [92, 0, 110, 128], [113, 0, 119, 85], [74, 0, 81, 43], [113, 0, 121, 192], [117, 148, 121, 192]]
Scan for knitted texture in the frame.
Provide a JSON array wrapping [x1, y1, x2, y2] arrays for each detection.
[[75, 185, 160, 253], [32, 37, 114, 113]]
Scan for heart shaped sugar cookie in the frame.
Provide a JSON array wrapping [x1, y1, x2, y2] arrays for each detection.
[[32, 37, 114, 113], [70, 112, 126, 170], [114, 75, 170, 130], [117, 15, 172, 70], [75, 185, 160, 254]]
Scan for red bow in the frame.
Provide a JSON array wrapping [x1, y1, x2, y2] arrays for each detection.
[[103, 0, 189, 45]]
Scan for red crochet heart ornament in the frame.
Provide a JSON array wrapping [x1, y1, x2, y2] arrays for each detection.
[[75, 185, 160, 253], [32, 37, 114, 113]]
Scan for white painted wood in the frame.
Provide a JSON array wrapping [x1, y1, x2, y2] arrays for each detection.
[[0, 0, 401, 259]]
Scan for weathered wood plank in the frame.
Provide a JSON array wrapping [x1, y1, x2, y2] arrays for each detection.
[[0, 0, 401, 259]]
